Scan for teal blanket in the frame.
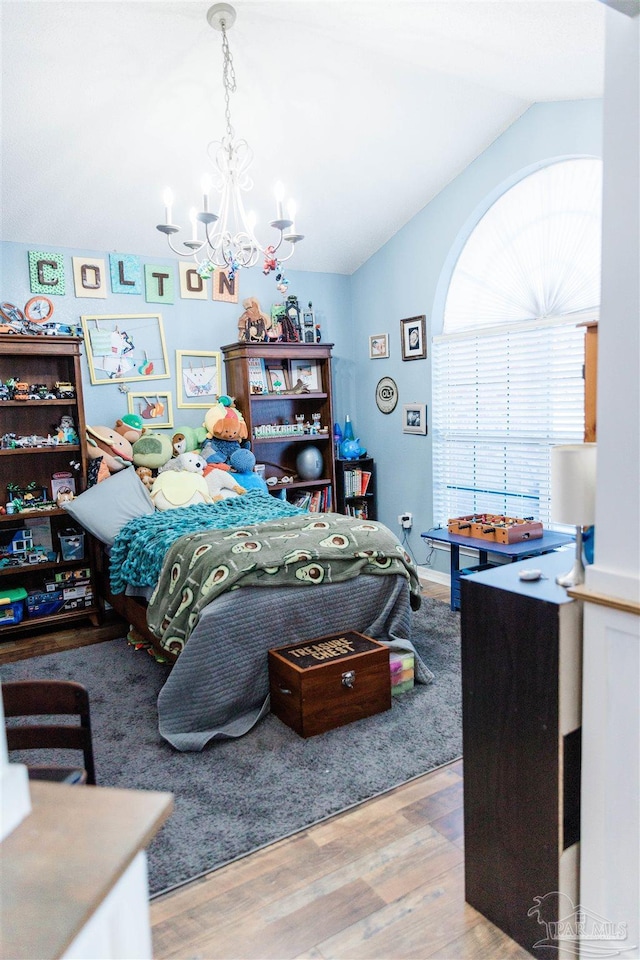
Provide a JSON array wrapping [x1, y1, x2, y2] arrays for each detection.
[[109, 490, 303, 594]]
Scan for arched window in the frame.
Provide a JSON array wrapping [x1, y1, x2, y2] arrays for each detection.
[[432, 157, 602, 526]]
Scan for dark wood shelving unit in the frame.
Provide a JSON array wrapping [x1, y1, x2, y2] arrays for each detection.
[[0, 335, 100, 645], [222, 342, 336, 511], [335, 456, 377, 520]]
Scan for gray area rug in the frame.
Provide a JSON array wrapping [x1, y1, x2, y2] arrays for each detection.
[[1, 597, 461, 896]]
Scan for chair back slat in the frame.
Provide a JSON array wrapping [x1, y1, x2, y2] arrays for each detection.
[[2, 679, 96, 785]]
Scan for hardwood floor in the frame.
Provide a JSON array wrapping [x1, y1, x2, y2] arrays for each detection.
[[149, 756, 531, 960], [2, 578, 530, 959]]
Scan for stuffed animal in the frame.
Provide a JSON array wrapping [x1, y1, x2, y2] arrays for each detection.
[[171, 425, 207, 458], [132, 431, 173, 470], [203, 396, 248, 442], [158, 452, 206, 475], [86, 426, 134, 476], [150, 471, 211, 511], [135, 466, 154, 491], [202, 396, 256, 473], [114, 414, 145, 445], [203, 465, 247, 501]]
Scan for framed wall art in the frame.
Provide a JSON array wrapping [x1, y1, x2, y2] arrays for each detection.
[[127, 391, 174, 429], [369, 334, 389, 359], [265, 363, 290, 393], [400, 315, 427, 361], [290, 358, 320, 392], [81, 313, 170, 384], [176, 350, 221, 408], [402, 403, 427, 435]]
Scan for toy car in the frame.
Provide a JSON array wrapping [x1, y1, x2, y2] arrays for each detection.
[[54, 382, 75, 399], [29, 383, 56, 400], [13, 381, 29, 401]]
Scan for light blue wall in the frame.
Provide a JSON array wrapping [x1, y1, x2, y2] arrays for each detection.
[[349, 100, 603, 569], [0, 241, 352, 433], [1, 100, 602, 573]]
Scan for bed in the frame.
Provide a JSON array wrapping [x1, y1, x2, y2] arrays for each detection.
[[65, 467, 432, 751]]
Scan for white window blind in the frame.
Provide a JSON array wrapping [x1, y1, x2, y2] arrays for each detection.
[[433, 158, 602, 527], [433, 319, 587, 525]]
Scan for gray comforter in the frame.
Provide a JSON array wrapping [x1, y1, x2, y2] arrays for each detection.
[[156, 574, 432, 751]]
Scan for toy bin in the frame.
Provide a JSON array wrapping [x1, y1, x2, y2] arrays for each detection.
[[390, 651, 415, 696], [58, 529, 85, 561], [0, 587, 28, 626]]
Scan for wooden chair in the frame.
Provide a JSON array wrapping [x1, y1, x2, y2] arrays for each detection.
[[2, 679, 96, 785]]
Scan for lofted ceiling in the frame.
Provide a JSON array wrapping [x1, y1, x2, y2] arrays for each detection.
[[0, 0, 605, 276]]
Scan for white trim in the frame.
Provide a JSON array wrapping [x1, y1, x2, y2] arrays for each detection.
[[416, 565, 450, 586]]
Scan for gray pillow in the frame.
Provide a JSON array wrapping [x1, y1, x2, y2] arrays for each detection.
[[62, 467, 155, 545]]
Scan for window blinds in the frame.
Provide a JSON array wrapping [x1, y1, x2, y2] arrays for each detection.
[[432, 319, 587, 526], [432, 158, 602, 528]]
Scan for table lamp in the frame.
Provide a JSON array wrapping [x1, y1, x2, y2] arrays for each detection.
[[551, 443, 597, 587]]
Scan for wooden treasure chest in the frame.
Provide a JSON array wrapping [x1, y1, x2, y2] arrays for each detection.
[[268, 631, 391, 738]]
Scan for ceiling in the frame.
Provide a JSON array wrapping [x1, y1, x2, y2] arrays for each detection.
[[0, 0, 605, 276]]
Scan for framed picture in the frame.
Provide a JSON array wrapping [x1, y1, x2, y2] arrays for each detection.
[[127, 391, 174, 429], [265, 364, 290, 393], [176, 350, 221, 408], [400, 315, 427, 361], [369, 334, 389, 359], [402, 403, 427, 435], [290, 358, 320, 392], [80, 313, 170, 384]]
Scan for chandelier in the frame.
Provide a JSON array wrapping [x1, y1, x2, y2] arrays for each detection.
[[156, 3, 303, 280]]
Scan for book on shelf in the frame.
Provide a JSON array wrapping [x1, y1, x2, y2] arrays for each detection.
[[344, 467, 372, 497], [247, 357, 268, 394]]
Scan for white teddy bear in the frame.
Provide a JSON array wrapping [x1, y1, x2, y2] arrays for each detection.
[[158, 452, 206, 474]]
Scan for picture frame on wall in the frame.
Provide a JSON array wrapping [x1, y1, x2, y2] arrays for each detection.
[[400, 315, 427, 361], [369, 334, 389, 359], [127, 391, 174, 429], [81, 313, 170, 384], [402, 403, 427, 435], [176, 350, 221, 408]]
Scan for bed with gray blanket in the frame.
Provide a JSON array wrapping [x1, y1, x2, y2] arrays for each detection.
[[102, 495, 432, 751]]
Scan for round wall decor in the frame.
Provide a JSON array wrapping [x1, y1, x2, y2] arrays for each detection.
[[375, 377, 398, 414]]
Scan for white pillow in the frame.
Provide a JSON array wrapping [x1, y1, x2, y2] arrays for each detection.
[[62, 467, 155, 545]]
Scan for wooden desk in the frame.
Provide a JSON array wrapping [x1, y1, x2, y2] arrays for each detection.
[[421, 526, 574, 609], [1, 781, 173, 960]]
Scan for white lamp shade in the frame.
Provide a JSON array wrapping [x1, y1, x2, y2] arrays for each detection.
[[551, 443, 597, 526]]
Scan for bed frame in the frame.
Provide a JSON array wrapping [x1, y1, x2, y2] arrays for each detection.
[[93, 540, 177, 663]]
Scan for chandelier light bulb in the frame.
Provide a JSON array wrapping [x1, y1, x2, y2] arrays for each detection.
[[189, 207, 198, 241], [155, 4, 303, 277], [287, 200, 297, 229], [201, 176, 212, 213], [274, 181, 285, 221], [163, 188, 174, 225]]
